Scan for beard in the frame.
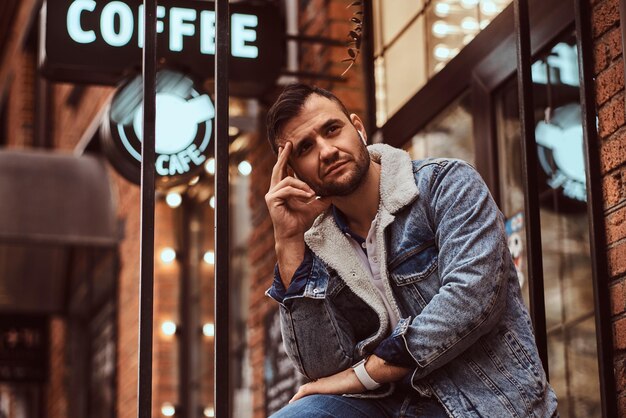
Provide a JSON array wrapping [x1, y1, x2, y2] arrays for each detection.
[[309, 142, 371, 197]]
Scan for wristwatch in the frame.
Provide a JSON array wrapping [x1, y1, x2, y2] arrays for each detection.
[[352, 357, 382, 390]]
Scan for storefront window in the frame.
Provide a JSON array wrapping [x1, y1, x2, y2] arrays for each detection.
[[403, 92, 474, 164], [495, 33, 601, 416], [374, 0, 511, 126]]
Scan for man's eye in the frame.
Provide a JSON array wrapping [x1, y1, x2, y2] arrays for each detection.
[[327, 125, 339, 135], [297, 143, 311, 156]]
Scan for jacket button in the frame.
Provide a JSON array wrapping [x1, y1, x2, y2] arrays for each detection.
[[313, 288, 319, 294]]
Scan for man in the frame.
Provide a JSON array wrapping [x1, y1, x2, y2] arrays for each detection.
[[264, 83, 558, 417]]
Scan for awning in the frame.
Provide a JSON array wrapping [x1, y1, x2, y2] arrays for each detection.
[[0, 149, 118, 246], [0, 149, 119, 314]]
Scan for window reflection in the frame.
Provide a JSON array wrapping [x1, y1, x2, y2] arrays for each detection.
[[374, 0, 512, 125], [403, 92, 474, 164], [495, 33, 601, 417]]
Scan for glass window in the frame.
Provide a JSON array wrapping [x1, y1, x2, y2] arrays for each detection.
[[384, 17, 428, 117], [403, 92, 474, 164], [495, 33, 601, 416], [374, 0, 512, 125]]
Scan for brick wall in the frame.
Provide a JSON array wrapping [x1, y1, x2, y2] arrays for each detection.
[[246, 1, 367, 417], [591, 0, 626, 415]]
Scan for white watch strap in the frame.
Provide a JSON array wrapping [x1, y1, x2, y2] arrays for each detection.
[[352, 358, 381, 390]]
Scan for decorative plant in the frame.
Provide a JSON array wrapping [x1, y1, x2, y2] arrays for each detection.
[[342, 1, 364, 76]]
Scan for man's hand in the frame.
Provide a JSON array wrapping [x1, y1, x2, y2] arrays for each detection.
[[289, 367, 364, 404], [265, 142, 330, 286], [289, 355, 411, 403], [265, 142, 330, 242]]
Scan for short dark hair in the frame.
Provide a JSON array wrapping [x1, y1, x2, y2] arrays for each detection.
[[266, 83, 351, 154]]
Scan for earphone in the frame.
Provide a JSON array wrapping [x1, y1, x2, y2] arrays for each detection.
[[357, 130, 366, 144]]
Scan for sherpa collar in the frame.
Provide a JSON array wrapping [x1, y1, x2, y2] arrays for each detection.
[[303, 143, 419, 352]]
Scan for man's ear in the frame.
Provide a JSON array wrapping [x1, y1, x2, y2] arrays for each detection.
[[350, 113, 367, 144]]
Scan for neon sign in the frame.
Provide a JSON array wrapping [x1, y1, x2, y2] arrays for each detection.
[[100, 70, 214, 187], [41, 0, 284, 94]]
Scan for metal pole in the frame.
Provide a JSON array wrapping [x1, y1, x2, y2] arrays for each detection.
[[513, 0, 549, 377], [362, 0, 377, 139], [137, 0, 157, 417], [574, 0, 617, 415], [214, 0, 230, 417]]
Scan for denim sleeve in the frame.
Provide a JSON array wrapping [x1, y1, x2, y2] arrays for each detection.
[[266, 248, 312, 303], [373, 318, 415, 368], [400, 160, 510, 379]]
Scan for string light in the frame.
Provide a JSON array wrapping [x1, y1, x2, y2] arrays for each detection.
[[202, 323, 215, 337], [165, 192, 182, 208], [209, 196, 215, 209], [434, 2, 451, 17], [203, 407, 215, 417], [160, 247, 176, 263], [461, 17, 479, 31], [238, 161, 252, 176], [203, 251, 215, 265], [205, 158, 215, 175], [161, 403, 176, 417], [161, 321, 177, 336]]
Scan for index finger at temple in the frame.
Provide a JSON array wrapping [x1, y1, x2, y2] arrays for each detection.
[[270, 141, 292, 187]]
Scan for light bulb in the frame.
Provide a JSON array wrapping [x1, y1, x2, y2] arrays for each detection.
[[209, 196, 215, 209], [165, 192, 182, 208], [434, 3, 451, 17], [161, 321, 177, 336], [202, 323, 215, 337], [161, 403, 176, 417], [205, 158, 215, 175], [160, 248, 176, 263], [203, 251, 215, 265], [203, 407, 215, 417], [238, 161, 252, 176]]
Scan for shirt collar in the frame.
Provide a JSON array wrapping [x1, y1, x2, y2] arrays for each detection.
[[331, 205, 366, 246]]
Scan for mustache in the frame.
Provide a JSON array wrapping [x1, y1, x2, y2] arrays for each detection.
[[319, 152, 341, 177]]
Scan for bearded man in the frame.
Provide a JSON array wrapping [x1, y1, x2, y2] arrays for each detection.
[[264, 83, 558, 417]]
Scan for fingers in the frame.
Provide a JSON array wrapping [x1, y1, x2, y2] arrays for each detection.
[[268, 175, 314, 196], [269, 186, 314, 205], [289, 384, 311, 404], [270, 141, 292, 188]]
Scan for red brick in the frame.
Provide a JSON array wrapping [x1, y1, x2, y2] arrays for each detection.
[[592, 0, 620, 39], [603, 167, 626, 208], [600, 127, 626, 174], [615, 356, 626, 393], [611, 280, 626, 316], [608, 242, 626, 278], [594, 36, 611, 75], [598, 94, 625, 140], [607, 205, 626, 245], [604, 26, 623, 61], [596, 59, 625, 105], [618, 397, 626, 418], [616, 316, 626, 350]]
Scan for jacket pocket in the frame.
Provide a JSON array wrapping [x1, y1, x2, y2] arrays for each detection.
[[388, 240, 438, 285], [502, 330, 547, 398]]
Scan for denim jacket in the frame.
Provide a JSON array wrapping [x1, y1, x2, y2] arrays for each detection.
[[266, 144, 558, 418]]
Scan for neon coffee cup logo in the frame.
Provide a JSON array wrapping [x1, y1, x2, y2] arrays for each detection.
[[535, 103, 587, 203], [105, 70, 213, 186]]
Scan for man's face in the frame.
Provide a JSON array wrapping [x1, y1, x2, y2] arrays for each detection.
[[278, 94, 370, 197]]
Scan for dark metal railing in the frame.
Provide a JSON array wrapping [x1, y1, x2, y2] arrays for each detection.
[[574, 0, 618, 416], [513, 0, 549, 377], [137, 0, 157, 417], [214, 0, 230, 417]]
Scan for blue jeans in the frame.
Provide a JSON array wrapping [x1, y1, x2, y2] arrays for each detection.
[[270, 391, 449, 418]]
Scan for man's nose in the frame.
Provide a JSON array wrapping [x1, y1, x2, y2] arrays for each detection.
[[318, 140, 338, 162]]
